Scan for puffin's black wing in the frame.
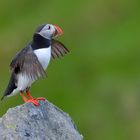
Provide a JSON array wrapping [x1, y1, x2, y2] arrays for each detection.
[[1, 46, 46, 100], [51, 40, 69, 59], [10, 46, 46, 80]]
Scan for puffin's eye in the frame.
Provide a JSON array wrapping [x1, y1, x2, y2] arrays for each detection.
[[48, 26, 51, 30]]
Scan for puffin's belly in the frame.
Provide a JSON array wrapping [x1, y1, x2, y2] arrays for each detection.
[[17, 74, 33, 91]]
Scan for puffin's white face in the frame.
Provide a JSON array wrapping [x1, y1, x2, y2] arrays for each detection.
[[36, 24, 63, 39]]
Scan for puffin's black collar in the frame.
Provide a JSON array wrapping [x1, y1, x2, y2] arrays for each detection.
[[31, 33, 51, 50]]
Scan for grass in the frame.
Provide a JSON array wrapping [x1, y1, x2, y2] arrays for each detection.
[[0, 0, 140, 139]]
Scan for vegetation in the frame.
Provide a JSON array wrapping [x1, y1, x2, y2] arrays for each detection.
[[0, 0, 140, 139]]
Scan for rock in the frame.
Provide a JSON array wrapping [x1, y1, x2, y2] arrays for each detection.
[[0, 100, 83, 140]]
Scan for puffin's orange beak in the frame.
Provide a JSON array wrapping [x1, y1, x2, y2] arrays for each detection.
[[53, 25, 63, 37]]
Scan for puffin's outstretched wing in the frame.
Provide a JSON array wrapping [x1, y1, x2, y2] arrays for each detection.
[[10, 46, 46, 80], [51, 40, 69, 59]]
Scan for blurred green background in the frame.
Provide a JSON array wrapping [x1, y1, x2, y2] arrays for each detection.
[[0, 0, 140, 139]]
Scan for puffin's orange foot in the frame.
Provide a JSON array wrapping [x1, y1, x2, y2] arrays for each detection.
[[20, 92, 46, 106], [26, 99, 39, 106], [35, 97, 46, 101]]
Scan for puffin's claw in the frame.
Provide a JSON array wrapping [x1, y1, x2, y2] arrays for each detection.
[[35, 97, 46, 101], [26, 99, 39, 106]]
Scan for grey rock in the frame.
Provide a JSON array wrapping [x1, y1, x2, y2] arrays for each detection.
[[0, 100, 83, 140]]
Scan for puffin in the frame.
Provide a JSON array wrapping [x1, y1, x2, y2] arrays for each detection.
[[1, 24, 69, 106]]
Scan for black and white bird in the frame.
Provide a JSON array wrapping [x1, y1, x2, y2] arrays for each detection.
[[1, 24, 69, 106]]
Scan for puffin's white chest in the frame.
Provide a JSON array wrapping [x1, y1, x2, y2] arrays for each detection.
[[34, 47, 51, 69]]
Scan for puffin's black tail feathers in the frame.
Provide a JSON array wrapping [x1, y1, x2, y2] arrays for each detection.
[[1, 73, 17, 101]]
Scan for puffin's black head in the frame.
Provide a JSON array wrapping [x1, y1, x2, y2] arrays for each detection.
[[35, 24, 63, 40]]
